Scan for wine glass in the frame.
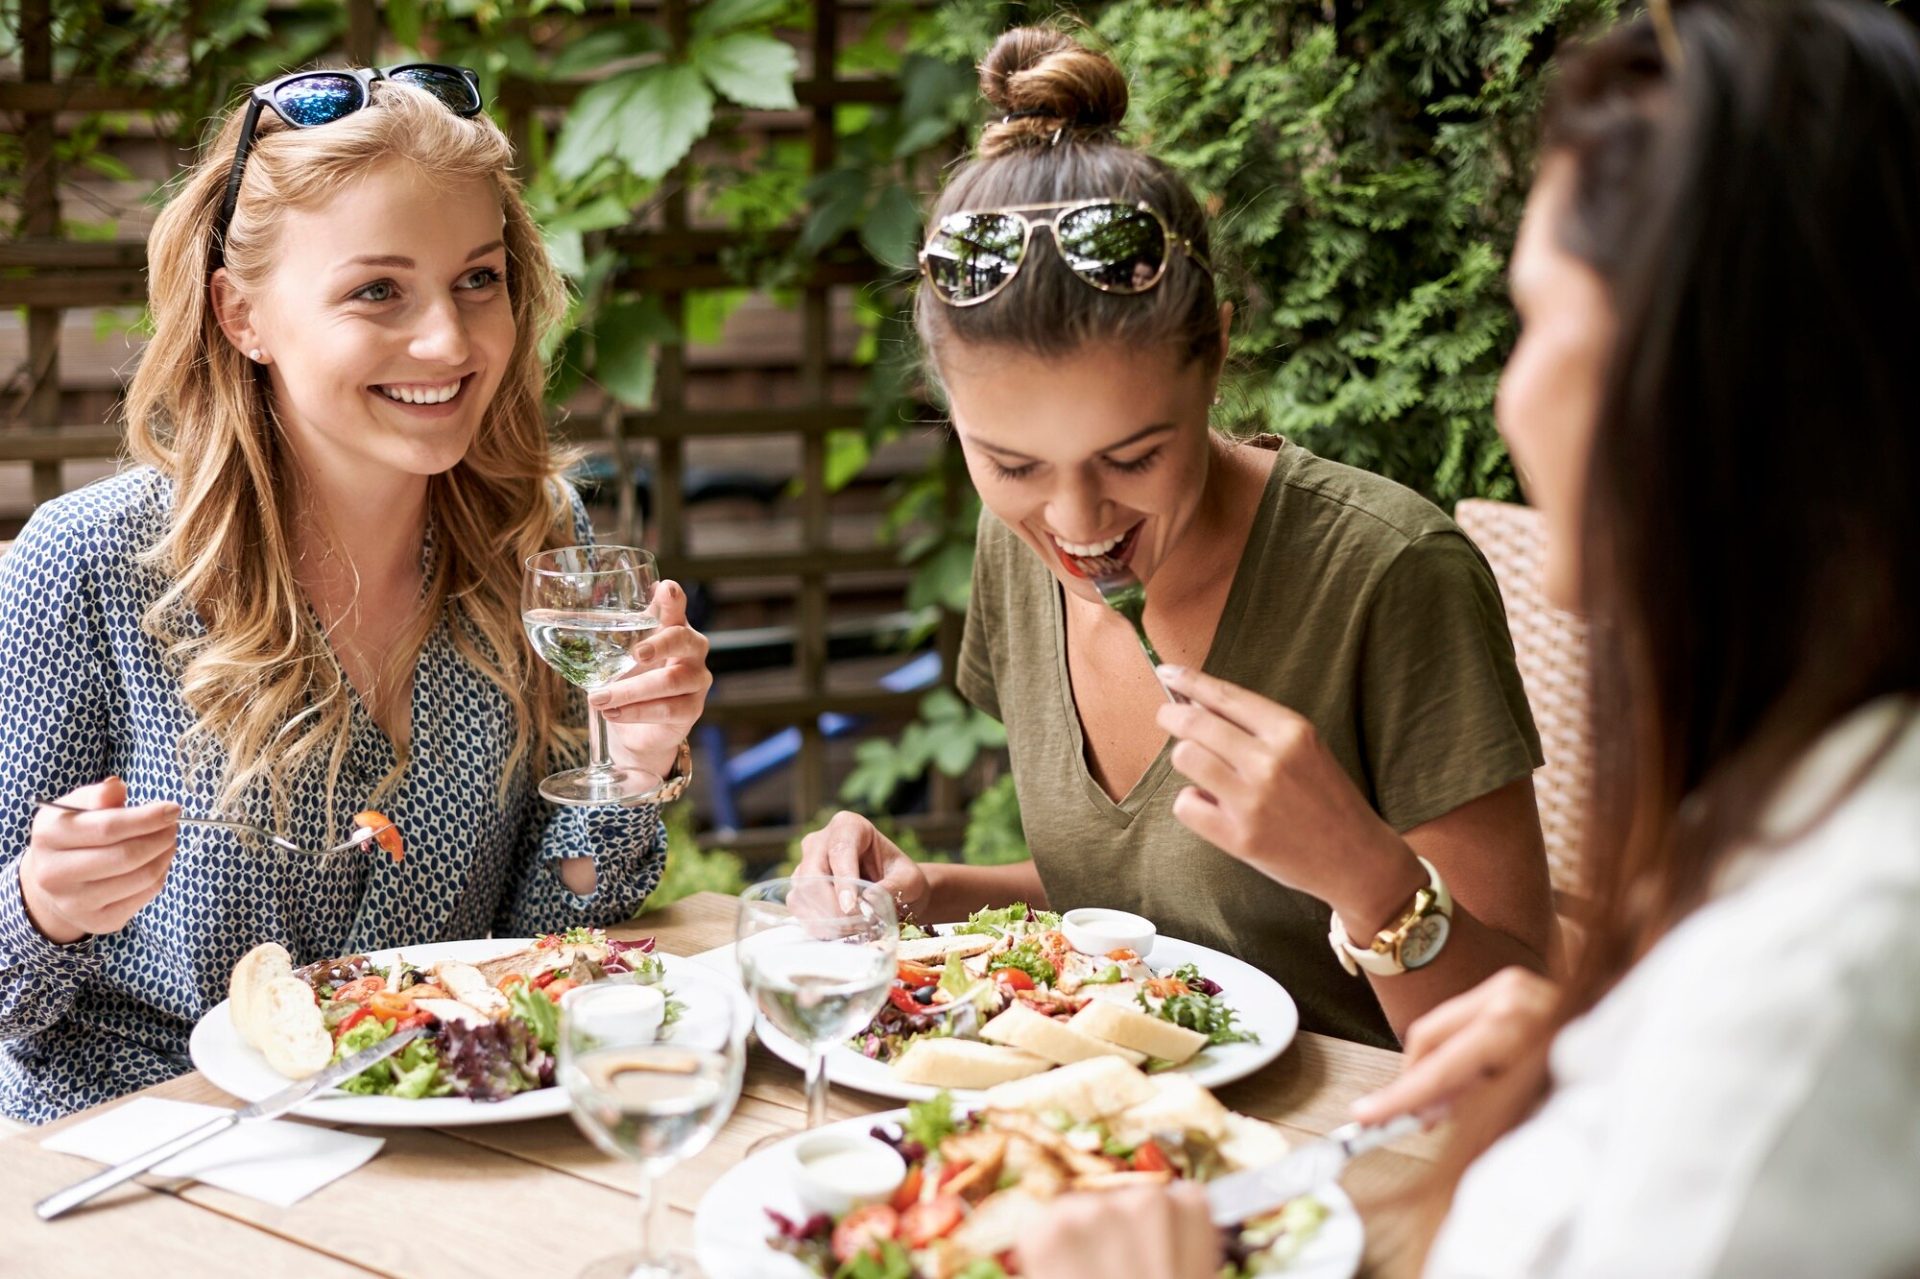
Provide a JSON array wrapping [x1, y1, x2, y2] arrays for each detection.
[[522, 545, 662, 806], [737, 876, 897, 1132], [560, 979, 744, 1279]]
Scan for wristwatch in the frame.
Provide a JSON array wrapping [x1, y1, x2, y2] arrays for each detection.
[[1328, 855, 1453, 977], [650, 740, 695, 805]]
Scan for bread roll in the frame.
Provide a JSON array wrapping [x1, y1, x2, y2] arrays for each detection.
[[980, 1002, 1146, 1067], [258, 975, 333, 1078], [228, 942, 292, 1050], [891, 1038, 1051, 1089], [1069, 1000, 1209, 1066]]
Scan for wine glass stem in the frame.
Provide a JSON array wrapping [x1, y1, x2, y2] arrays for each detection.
[[805, 1046, 830, 1129], [586, 693, 613, 776], [634, 1169, 666, 1272]]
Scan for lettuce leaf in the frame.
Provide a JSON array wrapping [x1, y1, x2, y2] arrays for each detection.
[[902, 1091, 958, 1151], [951, 902, 1058, 936], [508, 982, 561, 1053]]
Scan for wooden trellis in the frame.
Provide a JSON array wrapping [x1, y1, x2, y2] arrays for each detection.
[[0, 0, 969, 861]]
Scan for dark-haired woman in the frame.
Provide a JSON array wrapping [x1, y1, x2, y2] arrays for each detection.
[[800, 28, 1557, 1046], [1019, 2, 1920, 1275]]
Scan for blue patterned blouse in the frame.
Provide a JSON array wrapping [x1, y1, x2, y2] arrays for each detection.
[[0, 468, 667, 1123]]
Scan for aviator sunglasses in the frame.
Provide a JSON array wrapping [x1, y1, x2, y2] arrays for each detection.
[[918, 198, 1212, 307], [210, 64, 484, 269]]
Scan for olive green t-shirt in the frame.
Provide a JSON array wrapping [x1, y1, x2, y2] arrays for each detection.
[[956, 438, 1544, 1049]]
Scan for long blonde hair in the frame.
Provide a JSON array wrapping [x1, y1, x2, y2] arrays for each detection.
[[126, 77, 580, 831]]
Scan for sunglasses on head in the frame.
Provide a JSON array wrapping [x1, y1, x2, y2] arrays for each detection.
[[918, 199, 1212, 308], [210, 64, 484, 270]]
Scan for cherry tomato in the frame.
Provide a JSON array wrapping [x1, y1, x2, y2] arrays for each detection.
[[900, 1195, 965, 1247], [353, 810, 405, 863], [829, 1204, 898, 1265], [543, 978, 577, 1001], [1130, 1140, 1172, 1174], [886, 986, 924, 1017], [897, 961, 944, 986], [993, 967, 1035, 993], [936, 1160, 973, 1190], [533, 970, 560, 989], [497, 973, 530, 994], [888, 1165, 924, 1213], [335, 1007, 377, 1037], [394, 1011, 434, 1032], [332, 976, 385, 1004]]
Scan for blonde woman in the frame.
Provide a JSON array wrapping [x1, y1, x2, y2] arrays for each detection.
[[0, 67, 710, 1123]]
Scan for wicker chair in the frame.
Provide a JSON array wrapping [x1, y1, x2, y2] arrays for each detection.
[[1454, 499, 1593, 907]]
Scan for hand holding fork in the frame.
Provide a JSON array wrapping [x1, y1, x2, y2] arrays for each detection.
[[20, 777, 396, 946]]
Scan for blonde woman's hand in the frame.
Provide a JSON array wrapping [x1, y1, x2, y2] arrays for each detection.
[[18, 777, 180, 945], [593, 580, 714, 782], [1154, 665, 1427, 932], [795, 812, 933, 922], [1013, 1183, 1222, 1279], [1350, 966, 1559, 1124]]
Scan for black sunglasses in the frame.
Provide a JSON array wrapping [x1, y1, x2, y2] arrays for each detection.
[[918, 199, 1212, 308], [210, 64, 484, 270]]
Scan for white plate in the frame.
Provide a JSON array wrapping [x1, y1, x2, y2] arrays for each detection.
[[693, 1109, 1363, 1279], [754, 932, 1298, 1103], [189, 938, 748, 1127]]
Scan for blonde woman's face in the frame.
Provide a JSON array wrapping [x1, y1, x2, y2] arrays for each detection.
[[245, 159, 514, 482], [942, 341, 1216, 604]]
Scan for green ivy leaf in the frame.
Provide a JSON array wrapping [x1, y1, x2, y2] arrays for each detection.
[[860, 182, 922, 271], [552, 65, 714, 182], [385, 0, 424, 49], [693, 32, 799, 110], [691, 0, 790, 38], [907, 541, 974, 614], [797, 168, 867, 255], [824, 430, 872, 491], [548, 24, 669, 80], [595, 297, 678, 408]]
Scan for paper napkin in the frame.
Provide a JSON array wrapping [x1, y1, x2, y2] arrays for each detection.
[[41, 1097, 384, 1208]]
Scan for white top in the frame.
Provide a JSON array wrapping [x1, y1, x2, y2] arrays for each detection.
[[1428, 697, 1920, 1279]]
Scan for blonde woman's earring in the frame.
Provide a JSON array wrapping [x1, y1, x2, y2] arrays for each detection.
[[248, 348, 265, 363]]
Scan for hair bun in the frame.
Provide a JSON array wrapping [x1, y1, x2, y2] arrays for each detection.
[[978, 27, 1128, 157]]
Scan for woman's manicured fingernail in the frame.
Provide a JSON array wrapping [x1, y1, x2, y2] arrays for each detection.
[[589, 692, 610, 708], [1157, 664, 1185, 680]]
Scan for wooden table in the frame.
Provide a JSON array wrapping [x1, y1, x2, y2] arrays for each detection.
[[5, 892, 1434, 1278]]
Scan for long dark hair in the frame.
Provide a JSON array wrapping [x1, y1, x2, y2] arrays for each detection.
[[1421, 0, 1920, 1246], [912, 27, 1223, 372]]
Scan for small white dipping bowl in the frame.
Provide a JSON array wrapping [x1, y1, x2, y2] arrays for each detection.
[[1061, 907, 1157, 959], [790, 1133, 907, 1218]]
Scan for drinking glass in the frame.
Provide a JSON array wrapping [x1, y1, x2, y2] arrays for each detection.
[[560, 980, 744, 1279], [737, 876, 897, 1130], [522, 545, 662, 806]]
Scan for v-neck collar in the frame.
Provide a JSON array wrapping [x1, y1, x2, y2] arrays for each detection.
[[1047, 441, 1291, 827]]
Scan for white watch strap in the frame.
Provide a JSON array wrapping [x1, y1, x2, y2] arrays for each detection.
[[1328, 856, 1452, 977]]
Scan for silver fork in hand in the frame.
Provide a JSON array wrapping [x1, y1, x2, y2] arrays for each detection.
[[1083, 555, 1188, 705], [31, 797, 391, 859]]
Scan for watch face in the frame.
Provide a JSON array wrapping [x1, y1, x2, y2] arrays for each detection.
[[1401, 914, 1451, 970]]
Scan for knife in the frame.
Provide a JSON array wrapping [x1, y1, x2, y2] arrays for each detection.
[[35, 1022, 431, 1221], [1205, 1110, 1427, 1227]]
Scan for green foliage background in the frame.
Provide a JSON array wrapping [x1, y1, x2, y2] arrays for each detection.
[[11, 0, 1619, 890]]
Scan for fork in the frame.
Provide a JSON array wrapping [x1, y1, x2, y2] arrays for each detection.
[[1082, 556, 1188, 705], [31, 797, 391, 859]]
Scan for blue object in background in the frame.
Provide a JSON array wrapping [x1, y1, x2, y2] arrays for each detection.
[[698, 650, 943, 831]]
